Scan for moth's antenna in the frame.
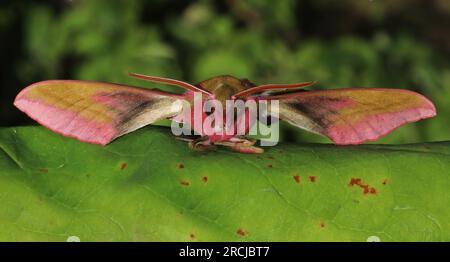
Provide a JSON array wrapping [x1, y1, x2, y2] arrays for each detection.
[[233, 81, 316, 98], [128, 72, 211, 95]]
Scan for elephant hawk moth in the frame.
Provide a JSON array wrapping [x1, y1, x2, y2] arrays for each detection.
[[14, 73, 436, 153]]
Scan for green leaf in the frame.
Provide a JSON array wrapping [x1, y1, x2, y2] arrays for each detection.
[[0, 126, 449, 241]]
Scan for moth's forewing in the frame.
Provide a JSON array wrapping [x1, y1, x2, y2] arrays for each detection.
[[14, 80, 184, 145], [269, 88, 436, 144]]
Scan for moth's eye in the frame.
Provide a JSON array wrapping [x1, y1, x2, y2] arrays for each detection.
[[240, 79, 254, 88]]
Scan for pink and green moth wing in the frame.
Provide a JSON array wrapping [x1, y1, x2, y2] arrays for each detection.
[[14, 80, 184, 145], [270, 88, 436, 145]]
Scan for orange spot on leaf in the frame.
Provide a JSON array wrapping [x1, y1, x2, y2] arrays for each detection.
[[320, 221, 325, 228], [120, 162, 128, 170], [309, 176, 316, 182], [362, 185, 370, 195], [236, 228, 248, 237], [349, 177, 377, 196], [202, 176, 208, 183], [190, 233, 196, 240], [293, 175, 301, 183], [177, 163, 185, 169], [267, 164, 273, 168], [349, 178, 362, 186], [39, 168, 48, 173], [180, 180, 190, 186]]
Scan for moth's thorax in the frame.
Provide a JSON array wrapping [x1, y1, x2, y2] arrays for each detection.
[[197, 75, 255, 104]]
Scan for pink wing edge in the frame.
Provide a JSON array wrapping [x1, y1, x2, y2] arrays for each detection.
[[262, 87, 437, 145], [14, 80, 182, 146], [331, 88, 436, 145]]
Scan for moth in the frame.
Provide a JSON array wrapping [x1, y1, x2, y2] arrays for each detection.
[[14, 73, 436, 153]]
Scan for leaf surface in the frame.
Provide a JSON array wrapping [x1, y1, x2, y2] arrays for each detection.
[[0, 126, 449, 241]]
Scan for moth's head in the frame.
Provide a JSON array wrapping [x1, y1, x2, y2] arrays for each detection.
[[197, 75, 256, 104]]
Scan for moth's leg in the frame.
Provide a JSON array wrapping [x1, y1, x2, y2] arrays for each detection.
[[188, 136, 214, 151], [175, 134, 202, 142], [175, 136, 195, 142], [230, 145, 264, 154], [229, 137, 257, 146], [215, 138, 264, 154], [174, 135, 213, 151]]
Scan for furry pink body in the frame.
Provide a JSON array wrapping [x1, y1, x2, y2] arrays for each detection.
[[181, 91, 253, 144]]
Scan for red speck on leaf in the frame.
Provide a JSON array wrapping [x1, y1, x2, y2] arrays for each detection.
[[177, 163, 185, 169], [293, 175, 301, 183], [39, 168, 48, 173], [349, 178, 362, 186], [190, 233, 195, 240], [309, 176, 316, 182], [348, 177, 376, 196], [320, 221, 325, 228], [267, 164, 273, 168], [202, 176, 208, 183], [362, 185, 370, 194], [180, 180, 190, 186], [120, 162, 128, 170], [236, 228, 248, 237]]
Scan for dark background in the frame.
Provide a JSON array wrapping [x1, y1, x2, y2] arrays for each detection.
[[1, 0, 449, 143]]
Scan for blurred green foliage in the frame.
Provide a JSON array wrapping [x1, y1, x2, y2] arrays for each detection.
[[1, 0, 449, 144]]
